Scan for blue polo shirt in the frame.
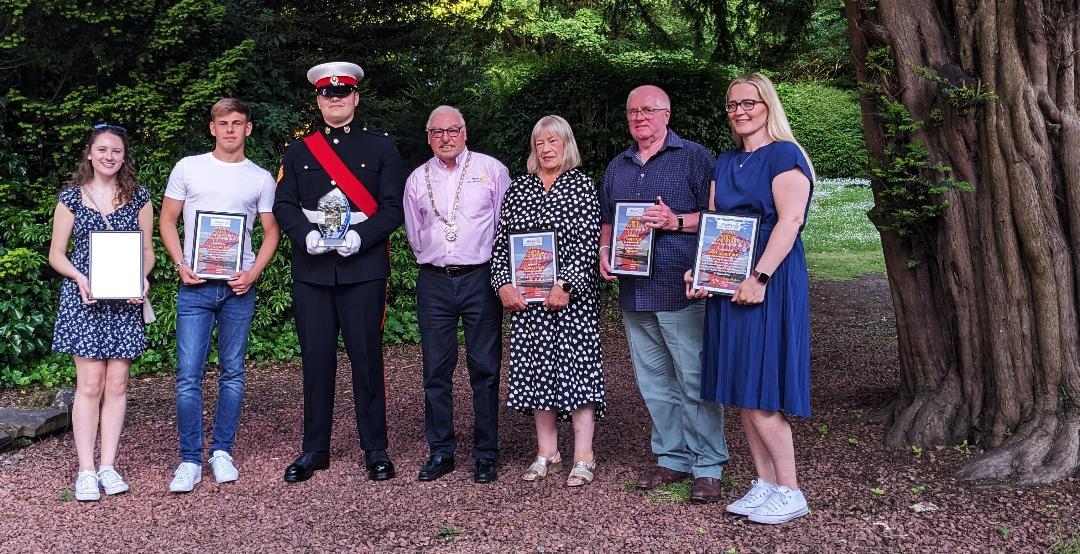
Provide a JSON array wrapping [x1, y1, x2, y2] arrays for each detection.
[[601, 129, 714, 312]]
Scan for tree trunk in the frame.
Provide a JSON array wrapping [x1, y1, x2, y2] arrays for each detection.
[[845, 0, 1080, 484]]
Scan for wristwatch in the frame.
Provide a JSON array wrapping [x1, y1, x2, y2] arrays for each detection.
[[751, 270, 770, 285], [557, 279, 574, 294], [677, 214, 685, 231]]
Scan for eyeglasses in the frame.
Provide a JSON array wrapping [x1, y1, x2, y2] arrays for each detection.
[[427, 125, 464, 139], [726, 100, 766, 113], [626, 107, 669, 118], [93, 123, 127, 135]]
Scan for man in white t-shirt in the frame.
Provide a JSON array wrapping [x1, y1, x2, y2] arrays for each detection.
[[159, 98, 280, 492]]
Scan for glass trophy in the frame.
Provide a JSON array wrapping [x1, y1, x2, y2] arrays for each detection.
[[316, 189, 350, 247]]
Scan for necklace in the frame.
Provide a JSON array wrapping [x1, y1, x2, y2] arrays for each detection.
[[738, 139, 773, 168], [424, 152, 473, 242]]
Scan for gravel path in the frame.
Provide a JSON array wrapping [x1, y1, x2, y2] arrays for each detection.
[[1, 274, 1076, 552]]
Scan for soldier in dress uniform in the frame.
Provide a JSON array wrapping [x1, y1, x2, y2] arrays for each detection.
[[273, 61, 404, 482]]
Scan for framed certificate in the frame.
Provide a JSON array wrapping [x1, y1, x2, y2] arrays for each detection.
[[508, 229, 558, 304], [610, 200, 655, 277], [88, 230, 144, 299], [191, 211, 247, 280], [692, 212, 760, 295]]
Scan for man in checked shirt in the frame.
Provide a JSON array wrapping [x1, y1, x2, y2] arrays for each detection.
[[403, 105, 511, 484], [599, 85, 730, 503]]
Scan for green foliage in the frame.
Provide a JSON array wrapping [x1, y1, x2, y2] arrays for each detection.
[[910, 485, 926, 494], [0, 0, 871, 388], [777, 82, 867, 177], [909, 64, 998, 110], [648, 480, 692, 503], [437, 526, 462, 539], [0, 248, 62, 387], [1051, 529, 1080, 554], [860, 48, 974, 240]]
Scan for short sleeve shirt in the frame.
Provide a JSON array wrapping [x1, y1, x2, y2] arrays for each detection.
[[601, 129, 714, 312], [164, 153, 276, 269]]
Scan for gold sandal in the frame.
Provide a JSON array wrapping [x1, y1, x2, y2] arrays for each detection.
[[566, 460, 596, 487], [522, 453, 562, 481]]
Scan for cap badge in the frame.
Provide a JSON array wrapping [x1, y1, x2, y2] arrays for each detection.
[[329, 76, 340, 85]]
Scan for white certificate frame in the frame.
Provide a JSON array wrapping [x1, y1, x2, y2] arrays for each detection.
[[508, 229, 558, 304], [88, 230, 144, 300], [191, 210, 247, 280], [691, 212, 760, 296], [610, 199, 655, 277]]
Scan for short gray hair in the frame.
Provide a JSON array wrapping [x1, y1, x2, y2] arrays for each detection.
[[526, 115, 582, 175], [425, 105, 465, 129]]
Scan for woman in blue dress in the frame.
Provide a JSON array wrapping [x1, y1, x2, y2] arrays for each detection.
[[49, 125, 155, 501], [685, 73, 814, 524]]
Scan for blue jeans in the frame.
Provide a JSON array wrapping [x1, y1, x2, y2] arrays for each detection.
[[622, 302, 729, 478], [175, 281, 256, 463]]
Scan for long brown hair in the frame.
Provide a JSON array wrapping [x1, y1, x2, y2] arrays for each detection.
[[70, 127, 139, 207]]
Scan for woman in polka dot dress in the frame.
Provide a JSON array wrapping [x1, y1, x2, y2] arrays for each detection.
[[48, 125, 155, 501], [491, 115, 604, 487]]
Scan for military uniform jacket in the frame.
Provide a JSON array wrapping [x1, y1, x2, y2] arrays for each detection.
[[274, 124, 405, 285]]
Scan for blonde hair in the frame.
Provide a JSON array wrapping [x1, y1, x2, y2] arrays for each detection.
[[210, 98, 251, 121], [727, 73, 816, 180], [526, 115, 582, 175]]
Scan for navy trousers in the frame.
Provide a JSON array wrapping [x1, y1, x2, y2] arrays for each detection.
[[292, 279, 389, 459], [416, 263, 503, 460]]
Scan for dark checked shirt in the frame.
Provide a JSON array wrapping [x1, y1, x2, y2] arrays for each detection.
[[601, 129, 714, 312]]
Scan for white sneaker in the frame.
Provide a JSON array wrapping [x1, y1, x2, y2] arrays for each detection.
[[168, 462, 202, 493], [726, 478, 776, 515], [208, 450, 239, 483], [97, 466, 129, 495], [747, 486, 809, 524], [74, 471, 100, 501]]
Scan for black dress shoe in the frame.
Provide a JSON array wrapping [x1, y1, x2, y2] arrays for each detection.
[[474, 458, 497, 483], [367, 459, 396, 481], [283, 451, 330, 483], [418, 455, 455, 481]]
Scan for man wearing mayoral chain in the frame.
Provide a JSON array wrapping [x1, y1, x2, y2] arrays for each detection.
[[403, 105, 510, 483]]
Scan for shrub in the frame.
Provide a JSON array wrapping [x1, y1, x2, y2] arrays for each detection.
[[0, 248, 64, 387], [776, 82, 868, 178]]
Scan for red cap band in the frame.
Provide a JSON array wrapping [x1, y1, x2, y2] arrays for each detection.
[[315, 75, 358, 88]]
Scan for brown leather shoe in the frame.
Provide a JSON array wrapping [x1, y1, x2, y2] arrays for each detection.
[[635, 466, 691, 489], [690, 477, 723, 503]]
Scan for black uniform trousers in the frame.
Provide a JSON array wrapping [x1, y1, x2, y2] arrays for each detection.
[[416, 263, 502, 460], [292, 279, 389, 459]]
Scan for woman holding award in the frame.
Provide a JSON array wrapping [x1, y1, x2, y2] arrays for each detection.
[[490, 115, 604, 487], [48, 124, 155, 501], [686, 73, 814, 524]]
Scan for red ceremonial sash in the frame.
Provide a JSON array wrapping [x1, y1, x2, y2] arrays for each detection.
[[302, 133, 378, 217]]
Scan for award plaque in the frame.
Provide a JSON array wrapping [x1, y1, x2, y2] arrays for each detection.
[[88, 230, 144, 299], [508, 230, 558, 304], [316, 189, 350, 247], [692, 212, 760, 295], [191, 211, 247, 280], [610, 200, 655, 277]]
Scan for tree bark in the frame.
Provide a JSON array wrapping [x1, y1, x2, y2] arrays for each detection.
[[846, 0, 1080, 484]]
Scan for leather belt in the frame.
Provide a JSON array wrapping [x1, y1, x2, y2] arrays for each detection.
[[420, 263, 487, 277]]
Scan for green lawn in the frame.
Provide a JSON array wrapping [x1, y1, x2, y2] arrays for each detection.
[[802, 179, 885, 280]]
